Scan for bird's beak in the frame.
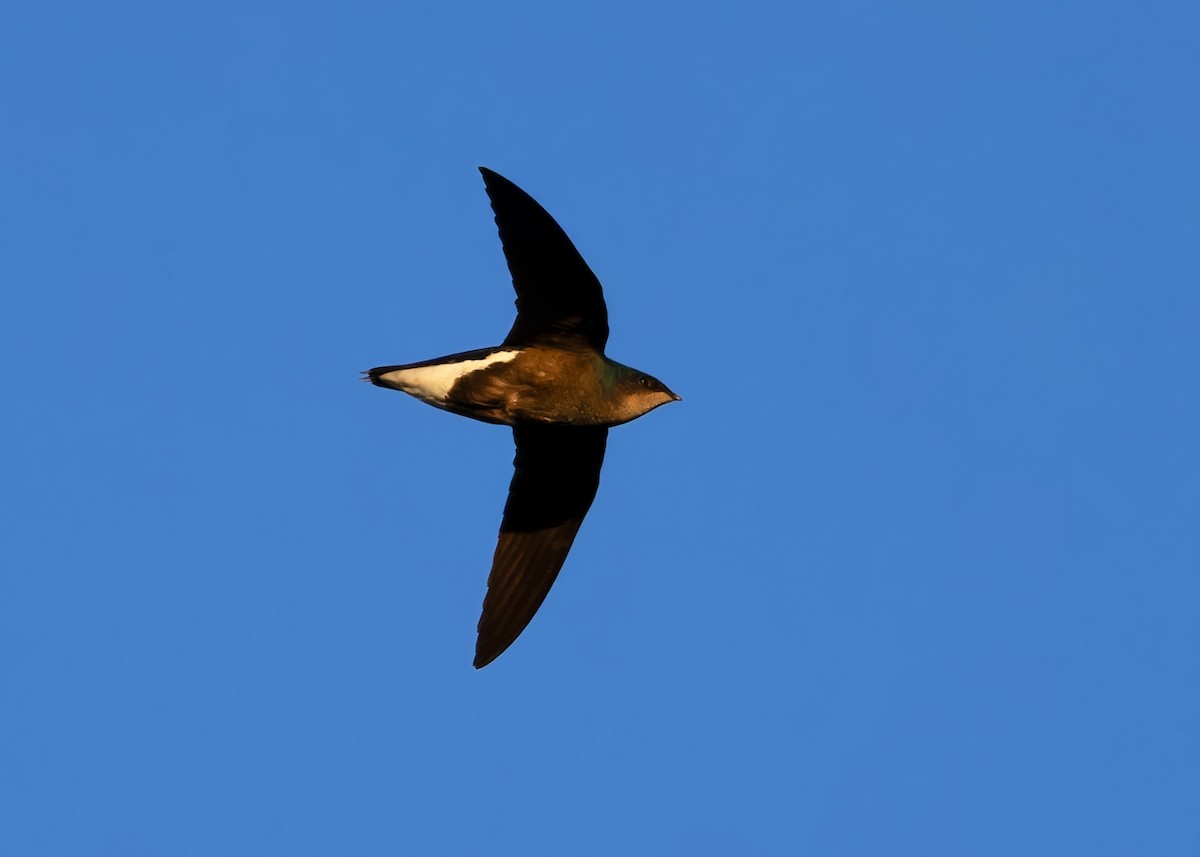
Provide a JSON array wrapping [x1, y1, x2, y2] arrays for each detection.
[[669, 391, 682, 402]]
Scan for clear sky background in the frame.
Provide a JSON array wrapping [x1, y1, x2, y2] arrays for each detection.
[[3, 2, 1198, 854]]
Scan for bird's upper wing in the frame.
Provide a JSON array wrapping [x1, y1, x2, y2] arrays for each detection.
[[474, 424, 608, 668], [479, 167, 609, 353]]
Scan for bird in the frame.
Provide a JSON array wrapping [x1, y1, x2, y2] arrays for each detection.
[[365, 168, 680, 668]]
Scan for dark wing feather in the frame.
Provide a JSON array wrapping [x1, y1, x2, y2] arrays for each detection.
[[479, 167, 609, 352], [474, 424, 608, 668]]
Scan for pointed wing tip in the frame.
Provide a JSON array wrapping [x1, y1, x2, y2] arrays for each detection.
[[479, 167, 522, 197], [473, 638, 507, 669], [478, 166, 505, 203]]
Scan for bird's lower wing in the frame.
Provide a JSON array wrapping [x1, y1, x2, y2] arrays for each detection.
[[474, 424, 608, 668]]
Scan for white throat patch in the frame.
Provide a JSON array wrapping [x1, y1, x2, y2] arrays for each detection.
[[376, 350, 520, 405]]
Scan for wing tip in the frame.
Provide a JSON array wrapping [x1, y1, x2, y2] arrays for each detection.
[[473, 637, 507, 670]]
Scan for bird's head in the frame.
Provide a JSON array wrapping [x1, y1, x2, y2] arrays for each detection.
[[609, 368, 681, 424]]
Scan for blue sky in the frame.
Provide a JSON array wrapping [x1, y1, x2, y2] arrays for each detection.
[[3, 1, 1198, 854]]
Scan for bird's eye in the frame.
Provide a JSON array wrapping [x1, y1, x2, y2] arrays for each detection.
[[639, 376, 652, 389]]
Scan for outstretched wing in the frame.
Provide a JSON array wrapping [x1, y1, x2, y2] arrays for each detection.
[[474, 424, 608, 668], [479, 167, 609, 353]]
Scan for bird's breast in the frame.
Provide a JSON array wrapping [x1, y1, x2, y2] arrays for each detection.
[[454, 349, 613, 426]]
